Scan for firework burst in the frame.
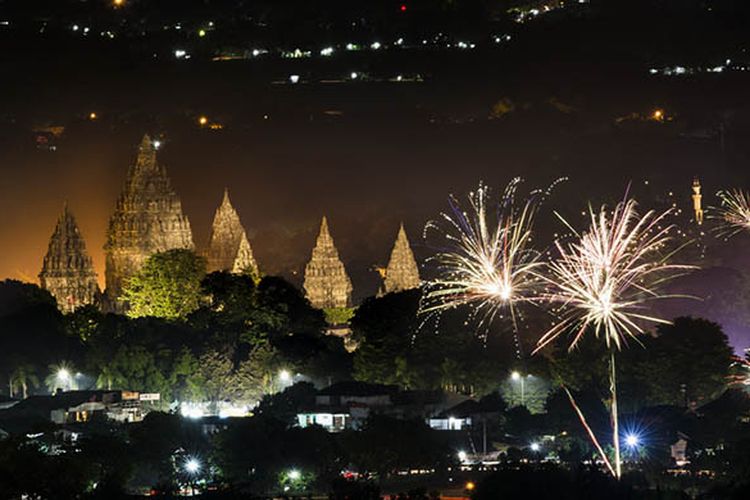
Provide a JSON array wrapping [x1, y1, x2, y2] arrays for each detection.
[[536, 195, 692, 478], [536, 197, 691, 353], [420, 178, 562, 334], [712, 189, 750, 238]]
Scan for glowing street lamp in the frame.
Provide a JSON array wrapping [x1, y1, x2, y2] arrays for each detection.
[[279, 369, 292, 383], [198, 116, 209, 126], [185, 458, 201, 474], [288, 469, 301, 480], [624, 433, 640, 449], [530, 442, 541, 453], [457, 450, 468, 463]]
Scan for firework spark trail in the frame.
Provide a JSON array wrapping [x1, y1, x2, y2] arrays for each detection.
[[713, 189, 750, 238], [536, 195, 693, 478], [420, 178, 565, 341]]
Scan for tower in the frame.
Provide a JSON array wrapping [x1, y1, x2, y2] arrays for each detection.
[[104, 134, 194, 305], [204, 189, 259, 277], [381, 223, 421, 295], [39, 204, 100, 313], [303, 217, 353, 309], [692, 177, 704, 225]]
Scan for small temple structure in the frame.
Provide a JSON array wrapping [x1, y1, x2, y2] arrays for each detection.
[[381, 223, 421, 295], [303, 217, 352, 309], [104, 134, 194, 306], [204, 189, 259, 277], [39, 204, 100, 313]]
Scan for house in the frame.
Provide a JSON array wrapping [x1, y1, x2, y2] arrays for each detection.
[[428, 398, 503, 431], [0, 390, 146, 433], [297, 382, 399, 432]]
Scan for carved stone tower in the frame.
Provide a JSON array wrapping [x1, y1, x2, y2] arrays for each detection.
[[303, 217, 352, 309], [204, 189, 259, 277], [39, 204, 100, 313], [104, 134, 194, 305], [381, 223, 421, 295], [692, 177, 704, 225]]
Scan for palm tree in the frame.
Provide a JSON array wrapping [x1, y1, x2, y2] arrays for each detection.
[[10, 364, 39, 399]]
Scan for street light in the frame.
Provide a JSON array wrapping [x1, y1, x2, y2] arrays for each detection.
[[530, 442, 541, 453], [279, 369, 292, 383], [185, 458, 201, 474], [288, 469, 301, 480], [511, 371, 526, 406], [624, 433, 640, 449]]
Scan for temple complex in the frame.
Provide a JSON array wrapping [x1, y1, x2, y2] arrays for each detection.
[[381, 223, 421, 295], [303, 217, 352, 309], [204, 189, 259, 277], [39, 204, 100, 313], [104, 135, 194, 305]]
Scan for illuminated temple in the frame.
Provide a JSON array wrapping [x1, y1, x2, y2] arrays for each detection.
[[381, 223, 421, 295], [204, 189, 259, 277], [104, 134, 194, 308], [303, 217, 353, 309], [39, 204, 100, 313]]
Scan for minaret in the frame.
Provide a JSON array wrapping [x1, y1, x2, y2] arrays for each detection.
[[381, 223, 421, 295], [303, 217, 353, 309], [39, 204, 100, 313], [692, 177, 704, 225], [205, 189, 259, 276], [104, 134, 194, 305]]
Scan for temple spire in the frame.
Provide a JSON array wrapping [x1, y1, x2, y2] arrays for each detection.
[[205, 188, 259, 276], [381, 223, 421, 295], [104, 134, 194, 307], [39, 205, 100, 313], [304, 216, 353, 309]]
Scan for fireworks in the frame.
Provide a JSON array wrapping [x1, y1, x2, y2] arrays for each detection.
[[535, 195, 691, 479], [713, 189, 750, 238], [535, 197, 690, 353], [420, 178, 561, 331]]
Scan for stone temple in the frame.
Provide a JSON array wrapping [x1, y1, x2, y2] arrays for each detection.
[[381, 223, 421, 295], [39, 204, 100, 313], [104, 135, 194, 305], [204, 189, 259, 277], [303, 217, 352, 309]]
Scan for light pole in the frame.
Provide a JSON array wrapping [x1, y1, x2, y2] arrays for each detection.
[[511, 371, 525, 406], [184, 457, 201, 496]]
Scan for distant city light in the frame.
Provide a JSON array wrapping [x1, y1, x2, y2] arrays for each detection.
[[153, 140, 161, 149], [88, 112, 97, 120], [400, 4, 407, 12], [320, 47, 334, 56], [174, 49, 188, 59], [465, 481, 476, 491], [289, 74, 300, 84], [530, 442, 541, 452], [350, 72, 359, 80], [113, 0, 125, 7], [371, 41, 381, 50], [457, 450, 468, 462], [198, 116, 209, 126], [198, 29, 206, 37]]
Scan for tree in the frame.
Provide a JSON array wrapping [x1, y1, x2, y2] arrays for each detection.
[[632, 317, 734, 407], [9, 363, 38, 399], [124, 249, 206, 320]]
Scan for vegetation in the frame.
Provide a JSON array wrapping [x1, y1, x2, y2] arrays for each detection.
[[123, 249, 206, 320]]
